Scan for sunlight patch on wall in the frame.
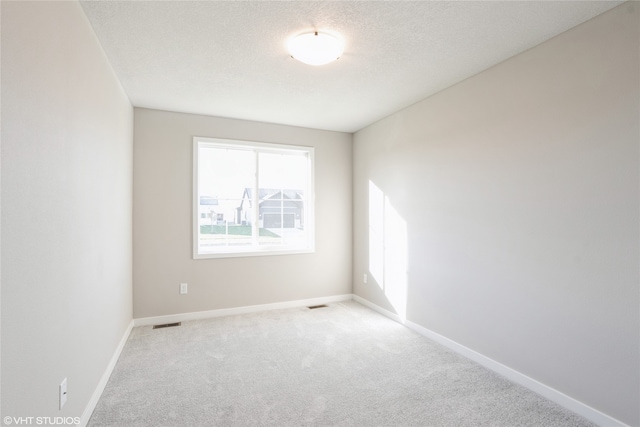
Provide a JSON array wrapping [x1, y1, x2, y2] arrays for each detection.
[[368, 181, 385, 287], [384, 197, 408, 320], [368, 180, 408, 320]]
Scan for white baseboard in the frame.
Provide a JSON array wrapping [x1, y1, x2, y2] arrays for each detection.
[[79, 319, 134, 427], [352, 295, 628, 427], [133, 294, 354, 327], [352, 294, 406, 324]]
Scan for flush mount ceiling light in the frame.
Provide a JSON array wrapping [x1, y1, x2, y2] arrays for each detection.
[[287, 31, 344, 66]]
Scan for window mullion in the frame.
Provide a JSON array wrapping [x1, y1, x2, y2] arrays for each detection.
[[252, 150, 259, 247], [280, 184, 284, 245]]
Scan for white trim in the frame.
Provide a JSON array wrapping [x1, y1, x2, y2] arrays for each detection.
[[133, 294, 353, 327], [79, 319, 134, 427], [192, 137, 199, 260], [352, 295, 628, 427], [352, 294, 406, 324], [193, 247, 315, 260], [192, 136, 315, 260]]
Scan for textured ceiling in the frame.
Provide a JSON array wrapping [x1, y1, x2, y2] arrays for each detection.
[[80, 1, 621, 133]]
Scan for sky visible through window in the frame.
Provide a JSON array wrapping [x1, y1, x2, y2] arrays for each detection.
[[199, 147, 308, 200]]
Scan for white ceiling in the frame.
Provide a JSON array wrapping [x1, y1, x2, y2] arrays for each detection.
[[80, 1, 622, 133]]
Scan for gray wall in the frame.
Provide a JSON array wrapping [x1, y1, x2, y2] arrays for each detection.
[[353, 3, 639, 425], [1, 1, 133, 420], [133, 108, 352, 318]]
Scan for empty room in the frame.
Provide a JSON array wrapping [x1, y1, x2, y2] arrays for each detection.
[[1, 1, 638, 426]]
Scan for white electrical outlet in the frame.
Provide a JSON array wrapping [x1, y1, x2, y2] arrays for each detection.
[[180, 283, 188, 295], [363, 273, 368, 284], [59, 378, 67, 409]]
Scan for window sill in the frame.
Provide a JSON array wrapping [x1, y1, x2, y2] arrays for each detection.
[[193, 247, 315, 260]]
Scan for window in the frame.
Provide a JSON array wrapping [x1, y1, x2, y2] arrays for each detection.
[[193, 137, 314, 259]]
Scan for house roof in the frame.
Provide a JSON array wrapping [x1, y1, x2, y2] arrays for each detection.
[[240, 188, 304, 209], [244, 188, 303, 200]]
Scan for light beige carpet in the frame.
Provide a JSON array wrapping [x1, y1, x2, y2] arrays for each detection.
[[88, 301, 596, 426]]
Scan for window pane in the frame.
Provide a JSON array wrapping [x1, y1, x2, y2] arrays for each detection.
[[257, 152, 308, 248], [198, 147, 255, 252]]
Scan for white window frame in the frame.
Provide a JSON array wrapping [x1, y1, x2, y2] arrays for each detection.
[[193, 136, 315, 259]]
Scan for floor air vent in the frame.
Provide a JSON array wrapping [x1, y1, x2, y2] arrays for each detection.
[[307, 304, 328, 310], [152, 322, 181, 329]]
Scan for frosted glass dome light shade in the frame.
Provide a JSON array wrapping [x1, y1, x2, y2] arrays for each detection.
[[288, 31, 344, 66]]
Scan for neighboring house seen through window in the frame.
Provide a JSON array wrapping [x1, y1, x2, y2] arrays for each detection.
[[193, 137, 314, 258]]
